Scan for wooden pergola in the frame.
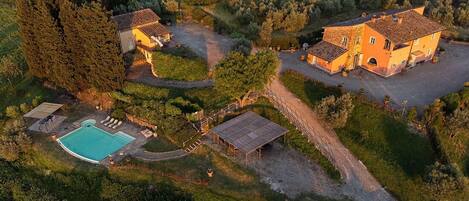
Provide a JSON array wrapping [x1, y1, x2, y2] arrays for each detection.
[[210, 111, 288, 164]]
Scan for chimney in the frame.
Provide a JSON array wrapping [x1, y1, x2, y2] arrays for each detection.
[[398, 17, 403, 24], [371, 14, 377, 22]]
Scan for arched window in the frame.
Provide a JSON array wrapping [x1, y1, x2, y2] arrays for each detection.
[[368, 58, 377, 66]]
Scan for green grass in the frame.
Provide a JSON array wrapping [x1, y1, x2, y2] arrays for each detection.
[[280, 70, 437, 201], [0, 5, 20, 59], [152, 51, 208, 81], [143, 136, 180, 152], [242, 98, 341, 181]]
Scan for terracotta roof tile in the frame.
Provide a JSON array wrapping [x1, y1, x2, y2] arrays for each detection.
[[138, 23, 170, 37], [366, 10, 445, 44], [327, 8, 407, 27], [308, 41, 347, 62], [111, 9, 160, 30]]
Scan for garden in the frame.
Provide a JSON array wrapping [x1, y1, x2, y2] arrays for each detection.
[[280, 70, 439, 201], [152, 46, 208, 81]]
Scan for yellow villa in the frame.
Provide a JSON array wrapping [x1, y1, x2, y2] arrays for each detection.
[[307, 7, 445, 77], [111, 9, 171, 62]]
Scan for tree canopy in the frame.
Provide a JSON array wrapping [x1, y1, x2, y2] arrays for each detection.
[[214, 50, 278, 106]]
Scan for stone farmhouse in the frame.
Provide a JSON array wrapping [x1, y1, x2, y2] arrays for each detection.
[[111, 9, 171, 62], [307, 7, 445, 77]]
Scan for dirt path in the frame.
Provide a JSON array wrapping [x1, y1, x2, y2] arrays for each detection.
[[266, 78, 395, 201], [250, 143, 344, 199]]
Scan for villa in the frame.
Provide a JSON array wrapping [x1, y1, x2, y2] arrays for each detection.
[[307, 6, 445, 77], [112, 9, 171, 62]]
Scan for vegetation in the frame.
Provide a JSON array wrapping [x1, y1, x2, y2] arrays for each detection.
[[245, 98, 341, 181], [214, 51, 278, 107], [17, 0, 125, 92], [112, 82, 230, 146], [143, 136, 180, 152], [152, 50, 208, 81], [281, 70, 442, 201], [315, 93, 354, 128]]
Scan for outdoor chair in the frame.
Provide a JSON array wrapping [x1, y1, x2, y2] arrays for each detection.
[[107, 120, 119, 128], [112, 121, 122, 129], [100, 116, 110, 123], [104, 118, 116, 126]]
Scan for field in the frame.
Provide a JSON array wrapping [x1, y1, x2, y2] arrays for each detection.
[[152, 50, 208, 81], [280, 70, 437, 201], [0, 4, 55, 114]]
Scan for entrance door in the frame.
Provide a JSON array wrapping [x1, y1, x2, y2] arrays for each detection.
[[353, 54, 360, 68]]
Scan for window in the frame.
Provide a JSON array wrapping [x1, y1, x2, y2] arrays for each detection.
[[370, 36, 376, 45], [414, 38, 419, 45], [341, 36, 348, 47], [384, 39, 391, 50], [368, 58, 377, 66], [356, 36, 361, 45]]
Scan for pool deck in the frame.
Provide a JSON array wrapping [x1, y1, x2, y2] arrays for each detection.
[[56, 112, 149, 166]]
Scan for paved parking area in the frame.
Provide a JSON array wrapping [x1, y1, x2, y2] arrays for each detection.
[[168, 23, 234, 69], [280, 42, 469, 108]]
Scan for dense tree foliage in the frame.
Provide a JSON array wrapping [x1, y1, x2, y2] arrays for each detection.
[[315, 93, 354, 128], [214, 50, 278, 106], [17, 0, 125, 92]]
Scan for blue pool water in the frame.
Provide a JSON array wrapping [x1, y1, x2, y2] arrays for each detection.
[[57, 119, 135, 163]]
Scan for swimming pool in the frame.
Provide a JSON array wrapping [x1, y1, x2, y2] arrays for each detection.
[[57, 119, 135, 164]]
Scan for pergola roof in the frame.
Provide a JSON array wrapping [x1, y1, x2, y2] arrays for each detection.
[[211, 111, 288, 154], [23, 102, 63, 119]]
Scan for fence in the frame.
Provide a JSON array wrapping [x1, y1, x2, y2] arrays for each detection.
[[264, 88, 342, 175], [196, 92, 261, 133]]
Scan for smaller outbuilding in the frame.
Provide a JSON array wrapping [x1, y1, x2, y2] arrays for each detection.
[[23, 102, 66, 133], [210, 111, 288, 163]]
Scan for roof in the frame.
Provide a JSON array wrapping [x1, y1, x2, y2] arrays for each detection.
[[327, 8, 407, 27], [308, 41, 347, 62], [138, 23, 170, 37], [366, 10, 445, 44], [211, 111, 288, 154], [111, 8, 161, 30], [23, 102, 63, 119]]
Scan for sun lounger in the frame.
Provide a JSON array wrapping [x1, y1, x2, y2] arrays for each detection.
[[104, 118, 115, 126], [107, 119, 118, 127], [100, 116, 110, 123], [111, 121, 122, 129]]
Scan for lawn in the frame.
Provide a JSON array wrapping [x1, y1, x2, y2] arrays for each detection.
[[280, 70, 437, 201], [152, 51, 208, 81], [143, 136, 180, 152]]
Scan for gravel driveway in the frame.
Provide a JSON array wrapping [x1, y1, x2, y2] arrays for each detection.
[[168, 23, 234, 69], [280, 42, 469, 109]]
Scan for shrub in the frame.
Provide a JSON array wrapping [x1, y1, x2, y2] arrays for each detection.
[[19, 103, 31, 114], [315, 93, 354, 128], [121, 82, 170, 100], [152, 52, 208, 81], [111, 108, 125, 120], [161, 46, 198, 59], [231, 37, 252, 55], [31, 96, 42, 107], [407, 107, 418, 123], [271, 34, 299, 50], [5, 106, 20, 119]]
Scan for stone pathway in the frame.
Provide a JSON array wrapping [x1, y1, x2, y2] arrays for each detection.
[[266, 77, 394, 201], [131, 148, 188, 162]]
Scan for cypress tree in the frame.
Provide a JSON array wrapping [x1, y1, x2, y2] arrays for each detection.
[[76, 1, 125, 92], [59, 0, 87, 90], [33, 0, 76, 91], [16, 0, 44, 78]]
